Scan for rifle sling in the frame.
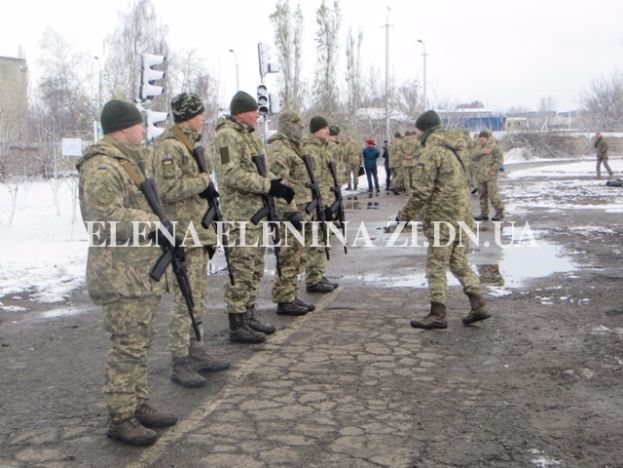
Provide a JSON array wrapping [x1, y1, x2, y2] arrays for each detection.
[[118, 158, 145, 186], [172, 125, 196, 154]]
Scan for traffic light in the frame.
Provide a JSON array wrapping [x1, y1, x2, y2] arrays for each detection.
[[140, 53, 166, 101], [145, 110, 168, 141], [257, 84, 270, 116]]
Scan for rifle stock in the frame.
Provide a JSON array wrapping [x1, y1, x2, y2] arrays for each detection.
[[302, 154, 330, 260], [251, 154, 282, 277]]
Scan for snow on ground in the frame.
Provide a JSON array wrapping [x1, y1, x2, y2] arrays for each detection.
[[1, 154, 622, 309]]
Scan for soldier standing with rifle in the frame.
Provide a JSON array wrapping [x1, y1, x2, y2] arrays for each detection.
[[302, 116, 340, 293], [152, 93, 230, 389], [267, 110, 315, 316], [213, 91, 295, 343], [77, 99, 177, 446]]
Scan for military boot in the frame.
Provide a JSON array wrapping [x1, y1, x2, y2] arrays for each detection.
[[294, 297, 315, 311], [276, 301, 308, 316], [410, 302, 448, 329], [474, 214, 489, 221], [106, 417, 158, 446], [354, 183, 358, 190], [229, 312, 266, 343], [189, 346, 230, 372], [135, 402, 178, 428], [462, 293, 492, 325], [246, 304, 276, 335], [346, 184, 352, 190], [306, 281, 333, 293], [491, 210, 504, 221], [171, 356, 206, 388], [321, 277, 339, 289]]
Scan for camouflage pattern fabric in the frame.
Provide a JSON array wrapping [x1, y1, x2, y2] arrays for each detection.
[[272, 227, 306, 302], [103, 296, 158, 421], [397, 129, 481, 305], [77, 136, 165, 422], [327, 137, 344, 184], [212, 116, 272, 313], [342, 138, 363, 188], [396, 135, 422, 192], [388, 136, 405, 191], [472, 137, 505, 215]]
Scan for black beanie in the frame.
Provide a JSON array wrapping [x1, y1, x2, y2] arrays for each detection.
[[171, 93, 205, 123], [230, 91, 258, 115], [415, 110, 442, 131], [310, 116, 329, 134], [329, 125, 340, 136], [100, 100, 144, 134], [479, 130, 491, 138]]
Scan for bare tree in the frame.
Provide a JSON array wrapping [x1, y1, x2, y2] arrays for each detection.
[[269, 0, 305, 113], [104, 0, 169, 105], [580, 72, 623, 131], [311, 0, 342, 120]]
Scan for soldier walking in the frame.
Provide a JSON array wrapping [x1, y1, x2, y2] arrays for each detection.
[[397, 110, 491, 330], [213, 91, 295, 343], [594, 132, 614, 178], [152, 93, 230, 388], [77, 100, 177, 446]]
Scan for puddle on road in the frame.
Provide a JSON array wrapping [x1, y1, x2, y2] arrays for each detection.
[[355, 239, 578, 289]]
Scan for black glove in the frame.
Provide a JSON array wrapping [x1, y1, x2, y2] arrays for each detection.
[[395, 214, 401, 223], [268, 178, 295, 204], [287, 212, 303, 231], [199, 181, 219, 200], [324, 207, 334, 222]]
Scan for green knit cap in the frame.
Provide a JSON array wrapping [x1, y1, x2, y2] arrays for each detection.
[[230, 91, 258, 115], [310, 116, 329, 134], [415, 110, 442, 131], [329, 125, 340, 136], [100, 99, 144, 134]]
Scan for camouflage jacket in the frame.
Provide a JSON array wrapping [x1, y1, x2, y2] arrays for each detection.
[[443, 128, 472, 179], [397, 135, 422, 168], [472, 138, 504, 183], [76, 136, 165, 304], [398, 130, 472, 242], [342, 138, 363, 167], [152, 125, 216, 247], [387, 137, 403, 169], [596, 137, 609, 159], [212, 116, 273, 228], [301, 135, 334, 206], [267, 132, 310, 219]]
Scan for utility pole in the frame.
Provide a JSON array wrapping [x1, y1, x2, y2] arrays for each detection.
[[417, 39, 427, 110], [384, 6, 392, 141]]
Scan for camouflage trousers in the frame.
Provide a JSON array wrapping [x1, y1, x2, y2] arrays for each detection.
[[403, 166, 417, 192], [477, 179, 504, 216], [168, 246, 209, 358], [103, 295, 160, 422], [305, 221, 327, 286], [389, 166, 405, 191], [272, 222, 308, 303], [224, 228, 265, 314], [425, 237, 481, 304], [596, 157, 613, 176], [344, 162, 361, 188]]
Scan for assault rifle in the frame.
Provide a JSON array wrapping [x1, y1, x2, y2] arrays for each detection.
[[250, 154, 282, 277], [140, 177, 202, 341], [302, 153, 330, 261], [194, 146, 235, 285], [327, 160, 347, 254]]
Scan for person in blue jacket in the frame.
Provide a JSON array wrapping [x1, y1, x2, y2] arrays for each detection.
[[362, 139, 380, 192]]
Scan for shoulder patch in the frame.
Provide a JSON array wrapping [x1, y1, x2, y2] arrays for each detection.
[[219, 147, 230, 165], [97, 166, 107, 173], [96, 186, 114, 205], [161, 157, 175, 179], [416, 162, 425, 169]]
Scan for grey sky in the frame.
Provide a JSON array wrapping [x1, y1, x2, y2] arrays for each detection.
[[1, 0, 621, 112]]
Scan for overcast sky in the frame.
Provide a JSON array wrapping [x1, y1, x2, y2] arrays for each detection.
[[1, 0, 621, 112]]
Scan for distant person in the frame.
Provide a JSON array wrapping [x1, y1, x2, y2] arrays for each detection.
[[77, 99, 177, 446], [594, 132, 614, 178], [342, 136, 363, 191], [388, 132, 404, 194], [398, 131, 422, 193], [362, 139, 380, 192], [152, 92, 230, 389], [382, 140, 390, 192], [472, 130, 505, 221], [396, 110, 491, 330], [212, 91, 295, 343]]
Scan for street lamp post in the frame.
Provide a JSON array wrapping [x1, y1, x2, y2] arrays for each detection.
[[94, 56, 103, 115], [229, 49, 240, 91], [417, 39, 427, 110]]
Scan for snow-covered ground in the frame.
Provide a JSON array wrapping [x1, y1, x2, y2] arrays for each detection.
[[1, 154, 621, 309]]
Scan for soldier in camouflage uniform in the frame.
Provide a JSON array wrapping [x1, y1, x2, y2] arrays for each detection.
[[342, 136, 363, 191], [472, 130, 505, 221], [328, 125, 345, 185], [594, 132, 614, 178], [388, 132, 404, 194], [267, 110, 316, 316], [398, 131, 422, 193], [152, 93, 230, 388], [213, 91, 295, 343], [302, 116, 340, 293], [397, 110, 491, 330], [77, 99, 177, 446]]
